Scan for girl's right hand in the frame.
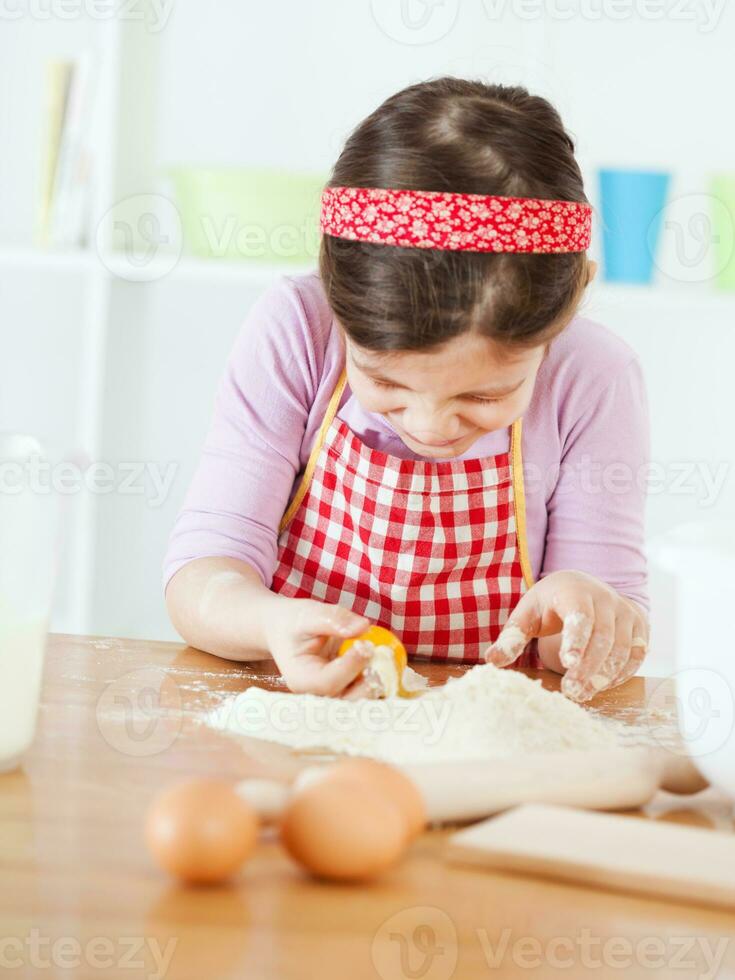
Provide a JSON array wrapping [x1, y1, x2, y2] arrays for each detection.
[[263, 598, 373, 696]]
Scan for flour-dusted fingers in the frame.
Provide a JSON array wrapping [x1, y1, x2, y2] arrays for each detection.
[[609, 641, 647, 689], [485, 579, 595, 667], [573, 606, 635, 700], [608, 606, 650, 689], [561, 603, 617, 703], [484, 620, 533, 667], [339, 640, 383, 700], [270, 599, 373, 695], [316, 645, 378, 697], [286, 643, 374, 696], [297, 601, 371, 644], [555, 594, 595, 670], [342, 674, 381, 701], [484, 590, 544, 666], [483, 572, 651, 701]]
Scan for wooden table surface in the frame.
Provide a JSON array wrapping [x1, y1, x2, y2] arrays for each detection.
[[2, 634, 734, 980]]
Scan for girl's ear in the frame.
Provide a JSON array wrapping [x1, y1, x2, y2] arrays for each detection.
[[585, 259, 599, 287]]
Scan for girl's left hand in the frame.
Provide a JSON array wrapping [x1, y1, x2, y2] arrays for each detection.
[[484, 570, 649, 702]]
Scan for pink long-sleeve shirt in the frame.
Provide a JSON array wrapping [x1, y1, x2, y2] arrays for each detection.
[[164, 272, 650, 610]]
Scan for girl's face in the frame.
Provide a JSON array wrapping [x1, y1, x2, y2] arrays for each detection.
[[345, 331, 546, 459]]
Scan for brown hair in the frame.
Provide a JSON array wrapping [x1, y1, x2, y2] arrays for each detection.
[[319, 77, 591, 353]]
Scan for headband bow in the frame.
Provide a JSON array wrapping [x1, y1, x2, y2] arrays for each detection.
[[320, 185, 592, 254]]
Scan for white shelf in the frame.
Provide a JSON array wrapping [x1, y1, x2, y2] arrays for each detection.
[[0, 244, 316, 283], [103, 252, 317, 284], [587, 281, 735, 310], [4, 245, 733, 308], [0, 245, 96, 271]]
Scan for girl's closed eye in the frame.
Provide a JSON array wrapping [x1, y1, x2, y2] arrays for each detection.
[[371, 377, 511, 404], [463, 394, 505, 404]]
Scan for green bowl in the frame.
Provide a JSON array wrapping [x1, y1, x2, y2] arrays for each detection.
[[168, 167, 326, 263]]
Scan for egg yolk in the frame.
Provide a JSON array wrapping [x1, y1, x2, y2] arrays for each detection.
[[338, 625, 412, 697]]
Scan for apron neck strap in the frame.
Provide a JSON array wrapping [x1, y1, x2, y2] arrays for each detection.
[[278, 369, 347, 534]]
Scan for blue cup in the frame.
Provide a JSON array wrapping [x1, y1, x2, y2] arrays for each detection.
[[599, 169, 672, 284]]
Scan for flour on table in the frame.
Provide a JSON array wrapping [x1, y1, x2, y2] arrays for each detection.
[[207, 664, 620, 764]]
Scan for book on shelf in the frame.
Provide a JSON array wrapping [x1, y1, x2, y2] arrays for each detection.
[[37, 52, 98, 250], [38, 59, 73, 247]]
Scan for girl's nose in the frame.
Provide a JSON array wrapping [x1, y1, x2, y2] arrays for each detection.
[[401, 409, 460, 443]]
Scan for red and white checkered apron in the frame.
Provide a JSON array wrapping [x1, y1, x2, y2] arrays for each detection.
[[272, 371, 538, 665]]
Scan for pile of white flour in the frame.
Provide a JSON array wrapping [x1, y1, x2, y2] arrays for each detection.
[[207, 664, 620, 764]]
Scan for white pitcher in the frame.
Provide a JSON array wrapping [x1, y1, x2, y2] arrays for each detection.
[[650, 521, 735, 800], [0, 433, 58, 771]]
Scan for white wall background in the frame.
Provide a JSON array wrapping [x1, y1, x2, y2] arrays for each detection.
[[1, 1, 734, 673]]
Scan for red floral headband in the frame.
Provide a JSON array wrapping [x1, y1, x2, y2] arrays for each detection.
[[320, 185, 592, 254]]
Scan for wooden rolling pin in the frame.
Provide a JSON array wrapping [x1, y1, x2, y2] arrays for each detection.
[[397, 747, 707, 823], [238, 747, 707, 825]]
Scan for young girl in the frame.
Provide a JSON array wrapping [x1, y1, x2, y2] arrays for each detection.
[[164, 77, 649, 703]]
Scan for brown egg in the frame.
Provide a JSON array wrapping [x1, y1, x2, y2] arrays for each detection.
[[145, 778, 259, 885], [319, 759, 427, 839], [280, 778, 408, 881]]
